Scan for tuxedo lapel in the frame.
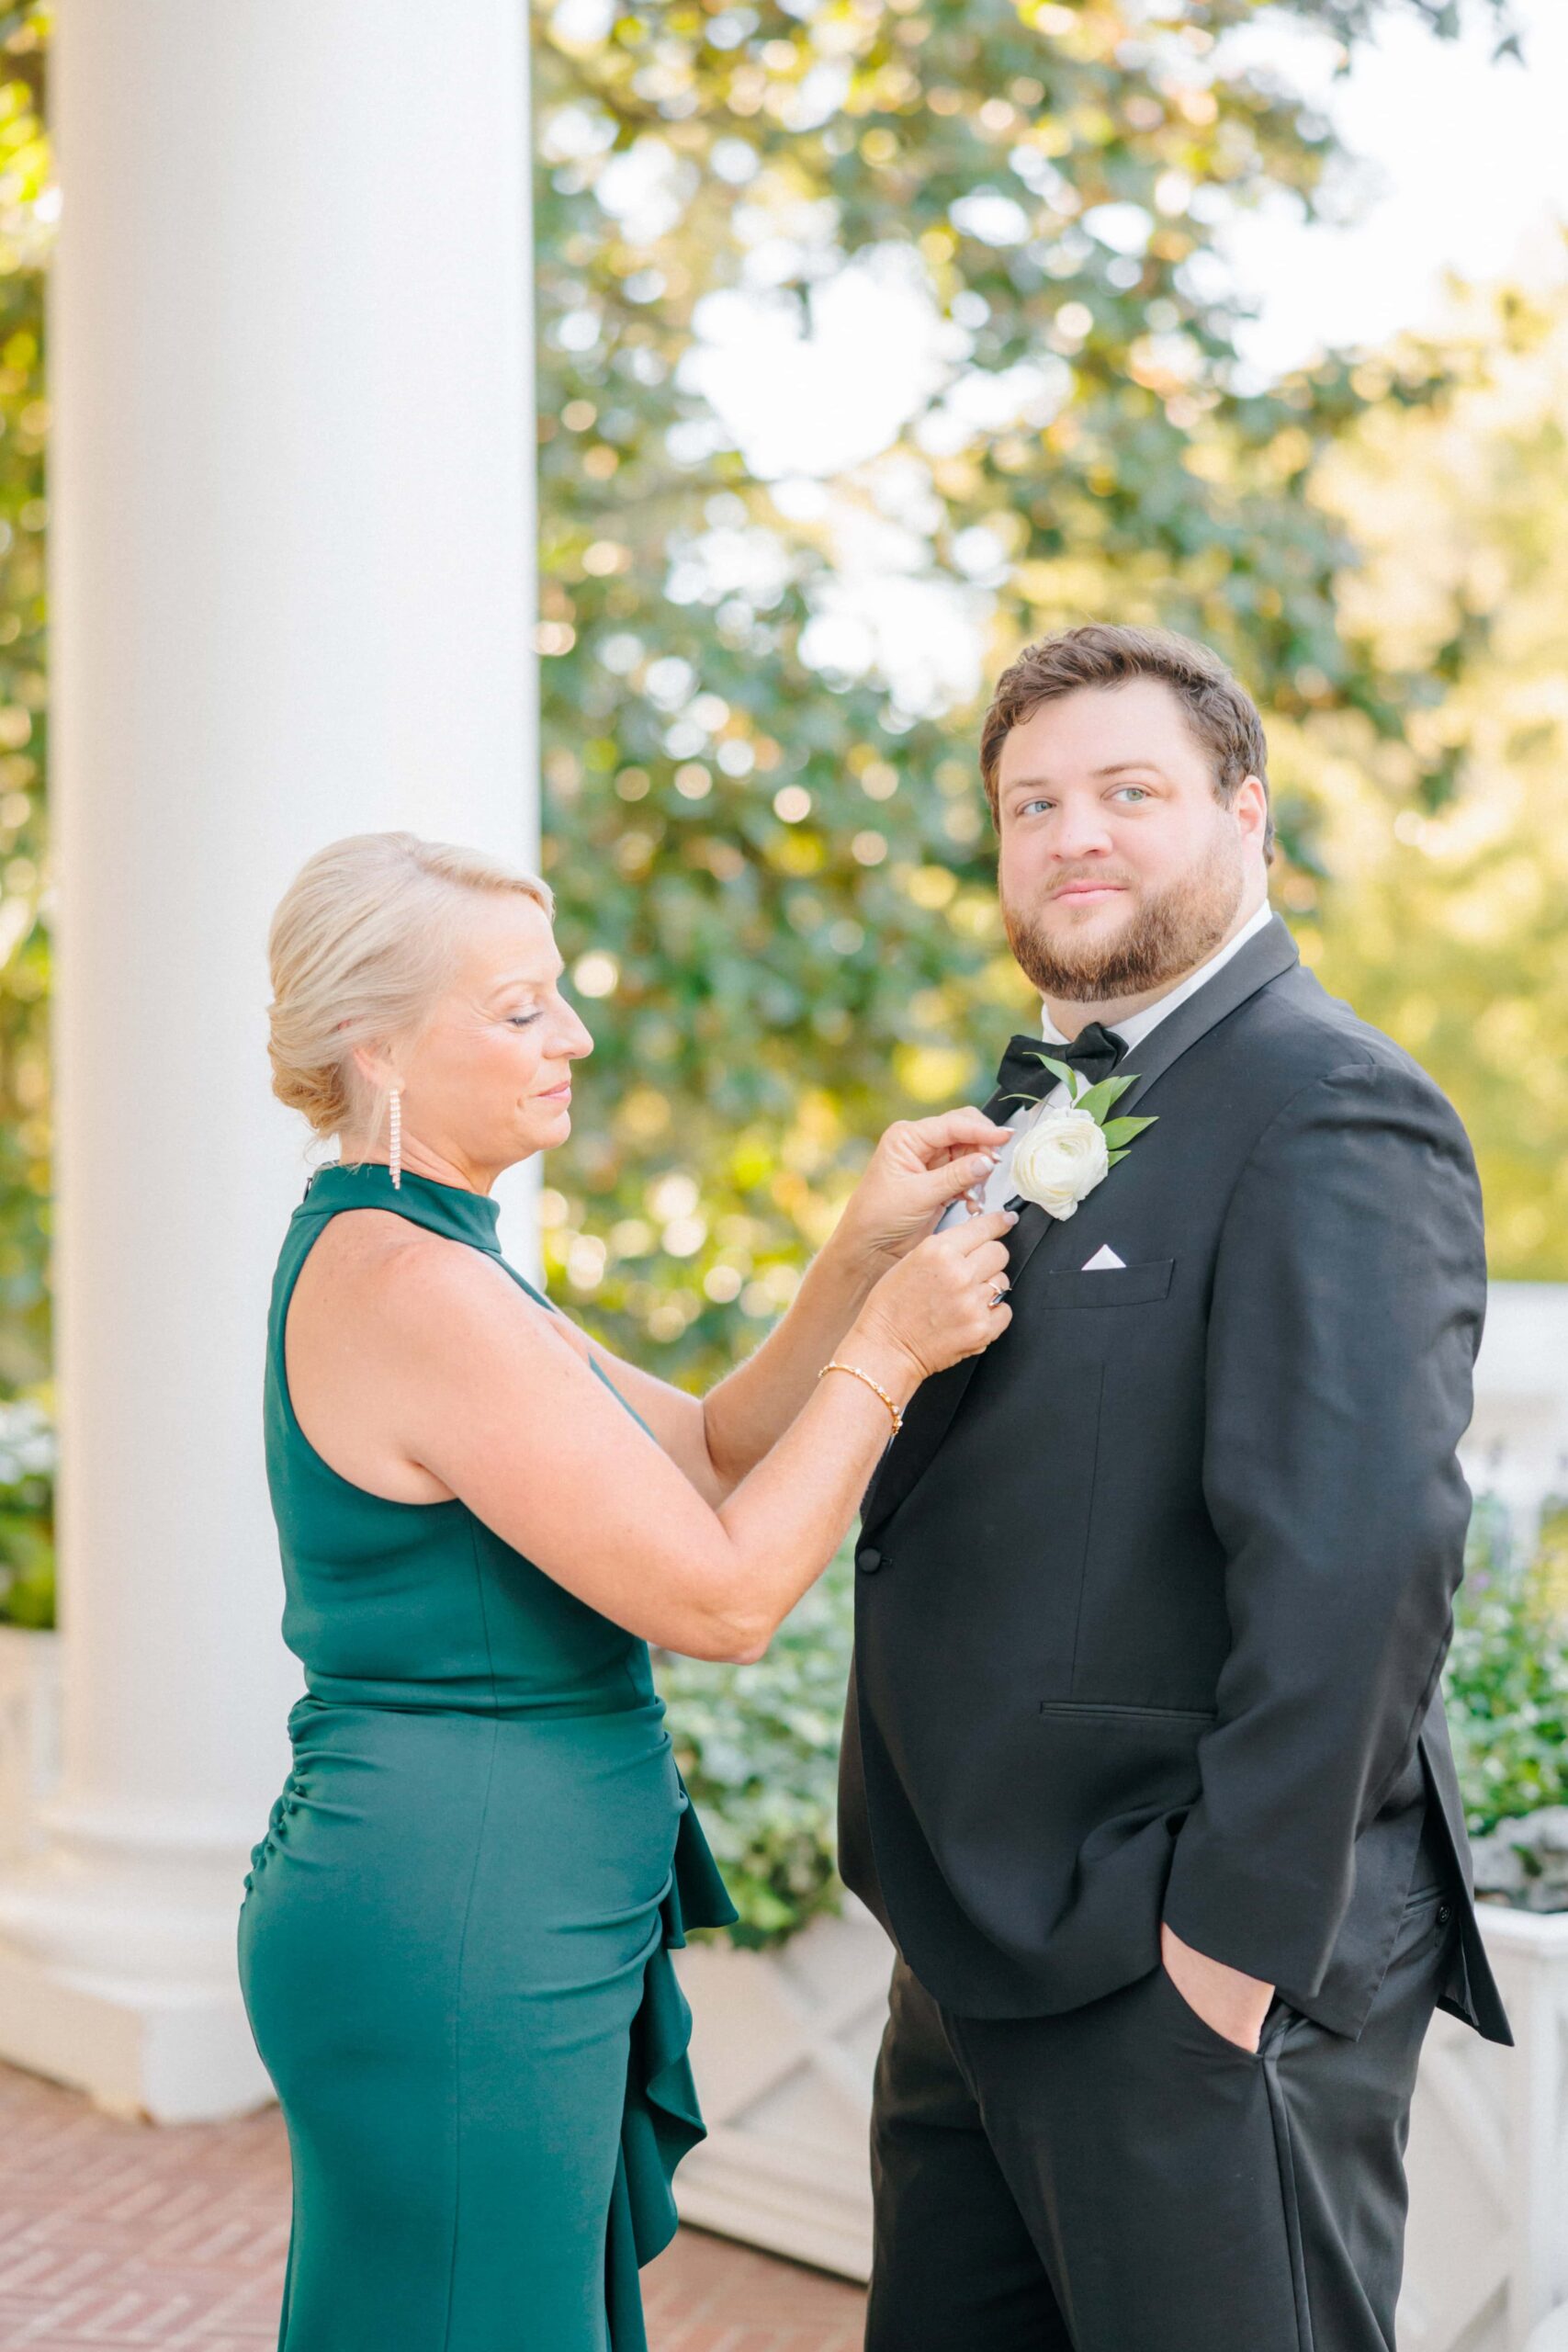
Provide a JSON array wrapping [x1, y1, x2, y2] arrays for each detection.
[[861, 1186, 1051, 1532], [1107, 913, 1299, 1122], [860, 1075, 1013, 1532], [860, 914, 1300, 1538]]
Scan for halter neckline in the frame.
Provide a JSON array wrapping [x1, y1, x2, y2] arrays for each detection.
[[301, 1159, 502, 1249]]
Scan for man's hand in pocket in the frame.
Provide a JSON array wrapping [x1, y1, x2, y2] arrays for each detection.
[[1160, 1921, 1276, 2053]]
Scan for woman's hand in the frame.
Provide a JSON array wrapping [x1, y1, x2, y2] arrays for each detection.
[[846, 1207, 1017, 1391], [834, 1111, 1015, 1274]]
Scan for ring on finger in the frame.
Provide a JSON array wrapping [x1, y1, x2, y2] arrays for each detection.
[[988, 1278, 1010, 1307]]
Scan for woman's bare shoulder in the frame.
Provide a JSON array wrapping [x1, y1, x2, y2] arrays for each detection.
[[297, 1205, 446, 1295], [304, 1212, 598, 1365], [290, 1213, 500, 1351]]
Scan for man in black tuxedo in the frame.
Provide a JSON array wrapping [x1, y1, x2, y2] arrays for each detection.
[[839, 623, 1511, 2352]]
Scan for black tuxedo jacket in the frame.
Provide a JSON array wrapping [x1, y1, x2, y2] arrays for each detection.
[[840, 916, 1511, 2043]]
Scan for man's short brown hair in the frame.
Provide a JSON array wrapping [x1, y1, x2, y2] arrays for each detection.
[[979, 622, 1273, 860]]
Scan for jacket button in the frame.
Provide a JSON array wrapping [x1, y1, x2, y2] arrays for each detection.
[[1437, 1901, 1452, 1927], [858, 1546, 883, 1575]]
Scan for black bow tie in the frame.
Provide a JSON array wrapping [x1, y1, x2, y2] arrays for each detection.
[[993, 1020, 1128, 1112]]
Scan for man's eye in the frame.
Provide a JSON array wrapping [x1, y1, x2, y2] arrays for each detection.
[[1112, 786, 1150, 803], [1020, 797, 1053, 817]]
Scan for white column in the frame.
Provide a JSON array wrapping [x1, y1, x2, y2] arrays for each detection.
[[0, 1, 537, 2120]]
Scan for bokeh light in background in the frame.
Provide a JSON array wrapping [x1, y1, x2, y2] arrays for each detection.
[[533, 0, 1567, 1409]]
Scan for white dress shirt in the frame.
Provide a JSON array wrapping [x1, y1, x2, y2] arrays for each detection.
[[941, 899, 1275, 1228]]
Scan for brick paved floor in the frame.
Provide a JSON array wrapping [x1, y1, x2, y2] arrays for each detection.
[[0, 2063, 866, 2351]]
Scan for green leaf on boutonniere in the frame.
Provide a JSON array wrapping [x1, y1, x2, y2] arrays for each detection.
[[1074, 1071, 1139, 1123], [1003, 1055, 1159, 1188], [1100, 1115, 1159, 1149]]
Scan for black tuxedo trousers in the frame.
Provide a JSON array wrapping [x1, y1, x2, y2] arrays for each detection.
[[867, 1876, 1457, 2352], [839, 920, 1510, 2344]]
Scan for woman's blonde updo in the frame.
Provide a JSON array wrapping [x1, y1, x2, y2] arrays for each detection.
[[267, 831, 555, 1146]]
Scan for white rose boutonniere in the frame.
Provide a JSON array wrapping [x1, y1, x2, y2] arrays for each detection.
[[1003, 1055, 1158, 1220], [1010, 1104, 1110, 1219]]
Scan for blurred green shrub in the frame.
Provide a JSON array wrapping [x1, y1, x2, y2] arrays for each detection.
[[0, 1389, 52, 1626], [1446, 1496, 1568, 1840], [656, 1550, 852, 1949]]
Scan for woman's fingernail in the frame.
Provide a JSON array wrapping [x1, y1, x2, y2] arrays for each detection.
[[1005, 1208, 1020, 1225]]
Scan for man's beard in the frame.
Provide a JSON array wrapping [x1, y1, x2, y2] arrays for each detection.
[[1003, 834, 1246, 1004]]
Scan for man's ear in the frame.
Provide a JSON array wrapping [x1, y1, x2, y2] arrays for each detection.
[[1234, 774, 1270, 856]]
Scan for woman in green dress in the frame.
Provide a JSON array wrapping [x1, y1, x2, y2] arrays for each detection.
[[239, 831, 1015, 2352]]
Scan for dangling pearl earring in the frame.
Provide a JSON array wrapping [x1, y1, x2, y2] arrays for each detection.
[[388, 1087, 402, 1190]]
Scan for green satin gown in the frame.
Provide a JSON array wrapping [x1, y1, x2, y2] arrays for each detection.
[[238, 1160, 736, 2352]]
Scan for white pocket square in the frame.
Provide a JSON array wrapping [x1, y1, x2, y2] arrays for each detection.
[[1081, 1244, 1126, 1271]]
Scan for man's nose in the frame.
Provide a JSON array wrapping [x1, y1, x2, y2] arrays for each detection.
[[1050, 806, 1116, 861]]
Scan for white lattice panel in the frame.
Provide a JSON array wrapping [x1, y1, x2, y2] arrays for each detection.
[[0, 1629, 58, 1866], [674, 1898, 890, 2277], [1402, 1912, 1568, 2350]]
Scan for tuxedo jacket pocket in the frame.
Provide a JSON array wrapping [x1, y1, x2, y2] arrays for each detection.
[[1037, 1700, 1215, 1726], [1041, 1257, 1175, 1309]]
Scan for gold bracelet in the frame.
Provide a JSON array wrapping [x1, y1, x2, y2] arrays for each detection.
[[818, 1359, 905, 1438]]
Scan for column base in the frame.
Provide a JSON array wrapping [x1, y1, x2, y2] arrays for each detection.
[[0, 1941, 273, 2121]]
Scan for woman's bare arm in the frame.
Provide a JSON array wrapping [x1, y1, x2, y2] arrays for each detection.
[[565, 1232, 880, 1509], [352, 1211, 1013, 1661], [561, 1108, 1010, 1504]]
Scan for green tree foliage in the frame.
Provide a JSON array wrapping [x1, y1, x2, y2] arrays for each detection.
[[1296, 275, 1568, 1277], [532, 0, 1483, 1387], [0, 10, 48, 1394]]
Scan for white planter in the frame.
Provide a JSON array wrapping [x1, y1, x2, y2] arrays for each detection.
[[0, 1625, 61, 1862], [1401, 1907, 1568, 2352], [673, 1894, 892, 2278], [678, 1897, 1568, 2351]]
